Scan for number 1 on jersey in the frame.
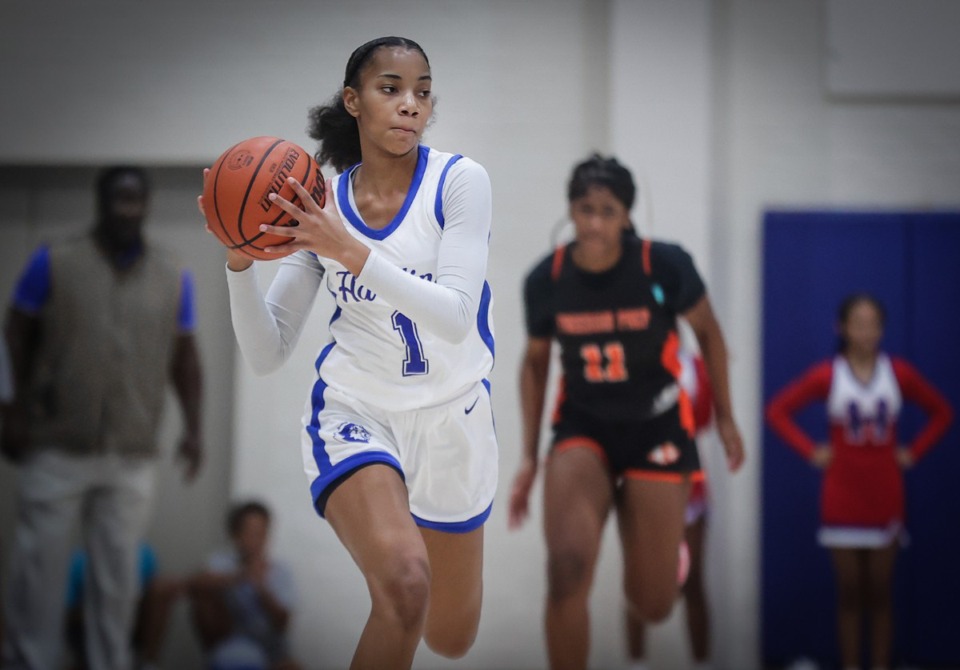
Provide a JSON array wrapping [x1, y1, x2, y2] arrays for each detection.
[[392, 311, 429, 376], [581, 342, 627, 382]]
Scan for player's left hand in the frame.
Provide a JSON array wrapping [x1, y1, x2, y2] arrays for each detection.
[[715, 415, 745, 472], [263, 177, 370, 275]]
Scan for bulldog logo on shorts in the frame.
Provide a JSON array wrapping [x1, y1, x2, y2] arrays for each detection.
[[336, 422, 371, 443]]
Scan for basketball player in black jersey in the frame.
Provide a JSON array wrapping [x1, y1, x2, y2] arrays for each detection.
[[508, 155, 745, 670]]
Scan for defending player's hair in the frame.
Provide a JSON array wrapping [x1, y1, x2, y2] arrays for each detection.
[[566, 154, 637, 211], [307, 36, 430, 173]]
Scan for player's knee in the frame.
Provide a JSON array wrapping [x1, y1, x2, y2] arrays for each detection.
[[626, 591, 676, 624], [547, 550, 591, 602], [425, 626, 477, 659], [372, 553, 431, 631]]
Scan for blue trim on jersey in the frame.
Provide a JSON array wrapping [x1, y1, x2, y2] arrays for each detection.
[[177, 270, 196, 332], [434, 154, 463, 230], [338, 145, 430, 241], [310, 451, 404, 518], [477, 280, 495, 360], [482, 378, 491, 395], [307, 343, 336, 482], [412, 501, 493, 533], [13, 246, 51, 313]]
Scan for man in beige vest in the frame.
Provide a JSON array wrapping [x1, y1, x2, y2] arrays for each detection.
[[1, 166, 203, 670]]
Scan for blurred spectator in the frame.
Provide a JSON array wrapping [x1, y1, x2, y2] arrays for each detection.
[[766, 293, 952, 670], [187, 501, 299, 670], [0, 165, 203, 670]]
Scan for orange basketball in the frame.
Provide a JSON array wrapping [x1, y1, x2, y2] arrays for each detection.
[[203, 136, 325, 260]]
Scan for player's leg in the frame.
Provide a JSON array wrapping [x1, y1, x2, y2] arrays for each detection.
[[864, 543, 897, 670], [616, 476, 690, 624], [2, 451, 87, 670], [830, 547, 864, 669], [684, 514, 710, 664], [419, 526, 483, 658], [83, 454, 155, 670], [325, 464, 430, 670], [543, 444, 614, 670], [624, 605, 648, 668]]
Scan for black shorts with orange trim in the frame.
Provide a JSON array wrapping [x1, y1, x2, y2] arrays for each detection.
[[551, 401, 702, 482]]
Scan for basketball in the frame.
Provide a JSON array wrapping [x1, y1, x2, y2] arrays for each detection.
[[203, 136, 325, 260]]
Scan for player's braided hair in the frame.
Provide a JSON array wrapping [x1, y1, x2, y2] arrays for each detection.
[[307, 36, 430, 173], [566, 154, 637, 211]]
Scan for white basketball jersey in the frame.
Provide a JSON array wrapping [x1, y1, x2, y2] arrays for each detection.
[[315, 146, 495, 411], [826, 353, 901, 445]]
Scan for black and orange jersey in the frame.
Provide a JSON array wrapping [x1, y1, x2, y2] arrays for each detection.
[[524, 233, 705, 423]]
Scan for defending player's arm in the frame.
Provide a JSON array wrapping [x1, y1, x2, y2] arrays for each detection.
[[654, 241, 745, 472], [509, 336, 552, 530], [509, 258, 556, 530], [685, 296, 744, 471]]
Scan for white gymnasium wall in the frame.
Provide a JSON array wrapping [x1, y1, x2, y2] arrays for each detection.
[[4, 1, 960, 669]]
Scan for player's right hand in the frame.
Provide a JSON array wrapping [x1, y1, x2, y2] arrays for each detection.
[[508, 456, 539, 530]]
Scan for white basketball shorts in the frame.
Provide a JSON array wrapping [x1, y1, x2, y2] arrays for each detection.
[[301, 378, 498, 533]]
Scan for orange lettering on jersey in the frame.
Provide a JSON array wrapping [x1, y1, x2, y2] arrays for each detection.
[[557, 311, 615, 335], [616, 307, 651, 331]]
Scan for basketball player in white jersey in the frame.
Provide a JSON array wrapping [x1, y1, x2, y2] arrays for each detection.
[[199, 37, 497, 670]]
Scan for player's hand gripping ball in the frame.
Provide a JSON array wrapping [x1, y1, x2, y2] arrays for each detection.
[[203, 136, 325, 259]]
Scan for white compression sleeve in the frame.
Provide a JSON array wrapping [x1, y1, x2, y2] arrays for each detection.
[[355, 159, 492, 343], [225, 251, 325, 375]]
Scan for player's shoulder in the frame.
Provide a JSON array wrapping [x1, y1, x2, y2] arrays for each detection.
[[425, 146, 488, 181], [526, 246, 562, 285], [646, 237, 693, 264]]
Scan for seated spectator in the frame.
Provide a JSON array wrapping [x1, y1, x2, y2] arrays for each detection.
[[188, 500, 299, 670]]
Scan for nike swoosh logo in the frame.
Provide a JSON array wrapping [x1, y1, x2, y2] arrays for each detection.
[[464, 396, 479, 415]]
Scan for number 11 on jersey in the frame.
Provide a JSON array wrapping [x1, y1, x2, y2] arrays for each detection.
[[581, 341, 627, 382]]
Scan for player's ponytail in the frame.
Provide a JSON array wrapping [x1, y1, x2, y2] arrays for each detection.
[[308, 95, 360, 173], [308, 36, 430, 173]]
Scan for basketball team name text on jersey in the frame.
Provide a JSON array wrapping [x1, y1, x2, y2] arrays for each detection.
[[335, 267, 435, 304], [556, 307, 652, 335]]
